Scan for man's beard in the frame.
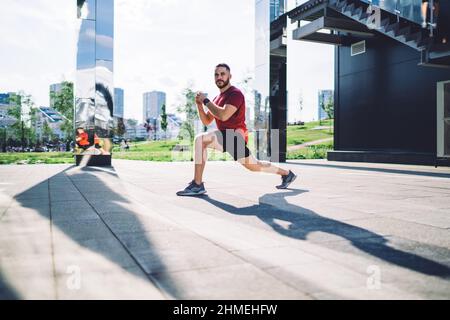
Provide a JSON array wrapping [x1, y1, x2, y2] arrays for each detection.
[[215, 78, 230, 89]]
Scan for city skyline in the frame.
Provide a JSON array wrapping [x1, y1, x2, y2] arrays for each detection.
[[143, 90, 166, 124], [0, 0, 332, 123]]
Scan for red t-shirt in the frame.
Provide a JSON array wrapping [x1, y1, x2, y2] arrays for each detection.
[[213, 86, 248, 143]]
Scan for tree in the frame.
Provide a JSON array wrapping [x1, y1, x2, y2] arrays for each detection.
[[160, 103, 168, 140], [50, 81, 73, 148], [176, 86, 198, 142], [126, 119, 138, 140], [8, 92, 38, 149], [112, 117, 126, 137], [237, 72, 255, 129], [319, 100, 324, 126], [324, 98, 334, 119], [43, 120, 53, 142], [298, 92, 304, 124], [27, 107, 38, 146], [324, 98, 334, 133]]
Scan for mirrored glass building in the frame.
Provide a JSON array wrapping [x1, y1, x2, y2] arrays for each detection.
[[75, 0, 115, 166]]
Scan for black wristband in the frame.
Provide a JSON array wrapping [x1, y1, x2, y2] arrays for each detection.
[[203, 98, 210, 105]]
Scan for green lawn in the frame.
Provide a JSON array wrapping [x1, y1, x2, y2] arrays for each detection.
[[113, 140, 235, 162], [0, 120, 335, 164], [287, 119, 334, 146], [0, 152, 74, 165], [286, 119, 334, 160], [287, 141, 334, 160], [113, 140, 188, 162]]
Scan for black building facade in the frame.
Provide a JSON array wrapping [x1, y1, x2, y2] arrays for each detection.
[[332, 32, 450, 165], [259, 0, 450, 166]]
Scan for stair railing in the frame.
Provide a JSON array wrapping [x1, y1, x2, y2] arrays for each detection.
[[427, 0, 436, 37], [394, 0, 401, 23]]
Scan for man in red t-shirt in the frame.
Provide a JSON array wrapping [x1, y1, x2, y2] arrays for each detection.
[[177, 63, 297, 196]]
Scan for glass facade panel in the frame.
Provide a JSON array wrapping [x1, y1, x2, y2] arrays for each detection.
[[444, 83, 450, 156], [362, 0, 422, 24], [96, 0, 114, 61], [77, 0, 96, 20], [75, 0, 114, 159], [76, 19, 96, 70], [95, 59, 114, 138], [255, 0, 271, 160]]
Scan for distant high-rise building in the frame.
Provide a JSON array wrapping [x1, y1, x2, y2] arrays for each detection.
[[35, 106, 67, 140], [49, 83, 63, 109], [0, 93, 10, 105], [318, 90, 333, 121], [143, 91, 166, 123], [0, 93, 18, 128], [114, 88, 124, 118]]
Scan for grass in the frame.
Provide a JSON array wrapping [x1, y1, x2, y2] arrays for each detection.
[[0, 152, 73, 165], [113, 139, 237, 162], [286, 119, 334, 160], [113, 140, 184, 162], [287, 119, 334, 146], [287, 141, 334, 160], [0, 119, 335, 164]]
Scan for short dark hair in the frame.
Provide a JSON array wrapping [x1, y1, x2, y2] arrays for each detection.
[[215, 63, 230, 72]]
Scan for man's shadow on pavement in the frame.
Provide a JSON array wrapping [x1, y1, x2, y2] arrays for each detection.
[[201, 189, 450, 278], [0, 272, 19, 300], [11, 165, 180, 299]]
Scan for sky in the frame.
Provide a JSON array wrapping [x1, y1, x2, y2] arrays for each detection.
[[0, 0, 333, 123]]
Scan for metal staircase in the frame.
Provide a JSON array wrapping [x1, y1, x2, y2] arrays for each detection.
[[288, 0, 450, 68]]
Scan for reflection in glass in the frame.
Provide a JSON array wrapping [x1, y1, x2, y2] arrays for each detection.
[[76, 67, 95, 100], [444, 83, 450, 119], [445, 83, 450, 156], [75, 98, 96, 129], [75, 0, 114, 159], [95, 60, 114, 138], [96, 0, 114, 61], [77, 0, 96, 20], [76, 19, 96, 70], [361, 0, 422, 24], [255, 0, 271, 160], [74, 126, 111, 155]]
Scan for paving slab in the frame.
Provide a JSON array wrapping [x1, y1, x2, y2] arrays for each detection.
[[1, 159, 449, 299]]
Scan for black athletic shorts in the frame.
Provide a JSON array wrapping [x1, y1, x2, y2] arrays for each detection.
[[214, 129, 251, 161], [422, 0, 439, 3]]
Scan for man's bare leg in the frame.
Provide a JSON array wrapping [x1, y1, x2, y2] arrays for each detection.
[[193, 131, 223, 184], [237, 154, 289, 176], [238, 154, 297, 189]]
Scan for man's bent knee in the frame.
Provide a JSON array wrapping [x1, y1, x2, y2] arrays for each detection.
[[195, 133, 211, 148], [241, 162, 261, 172]]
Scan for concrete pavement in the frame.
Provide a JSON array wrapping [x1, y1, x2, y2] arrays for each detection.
[[0, 159, 449, 299]]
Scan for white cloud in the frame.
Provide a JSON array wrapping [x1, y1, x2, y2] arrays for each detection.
[[114, 0, 255, 121], [0, 0, 77, 106], [0, 0, 332, 124]]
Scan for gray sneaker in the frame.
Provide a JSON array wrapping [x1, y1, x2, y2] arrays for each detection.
[[176, 180, 207, 196], [276, 170, 297, 189]]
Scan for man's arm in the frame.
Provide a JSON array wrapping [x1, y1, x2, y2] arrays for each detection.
[[203, 101, 237, 122], [194, 94, 214, 126], [197, 92, 237, 122], [196, 103, 215, 126]]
